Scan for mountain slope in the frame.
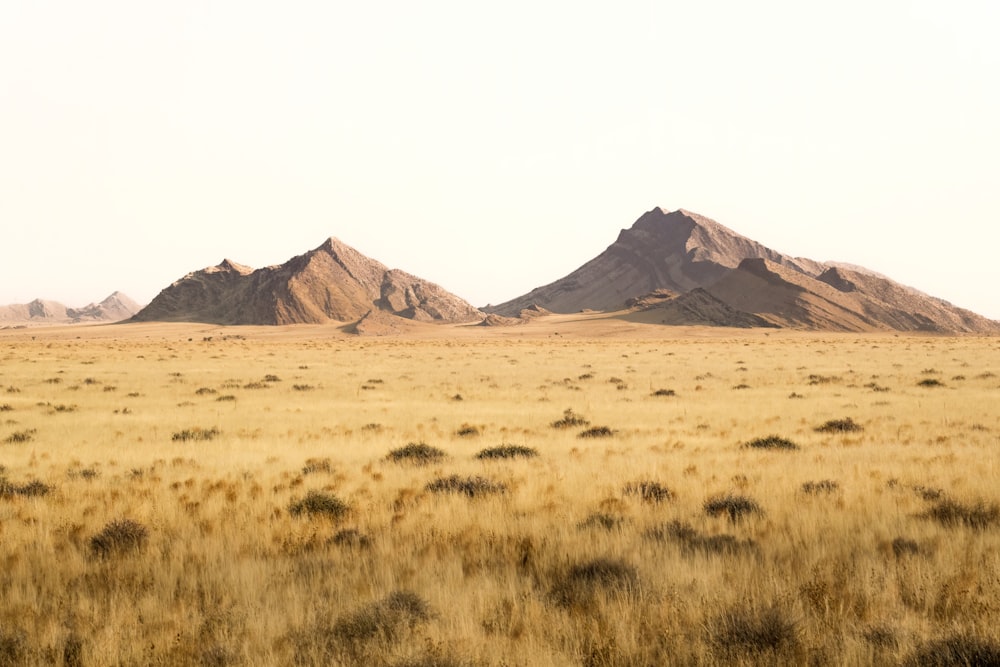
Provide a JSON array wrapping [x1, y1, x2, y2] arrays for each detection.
[[0, 292, 141, 326], [487, 208, 824, 316], [132, 238, 482, 325]]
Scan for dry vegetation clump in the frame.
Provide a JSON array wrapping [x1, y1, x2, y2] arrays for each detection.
[[801, 480, 840, 494], [577, 512, 628, 531], [293, 591, 433, 663], [171, 427, 220, 442], [622, 480, 673, 503], [0, 403, 12, 412], [0, 629, 26, 667], [387, 442, 447, 465], [475, 444, 538, 460], [0, 477, 52, 498], [330, 528, 372, 550], [577, 426, 614, 438], [455, 424, 480, 437], [646, 520, 757, 557], [88, 518, 149, 558], [904, 635, 1000, 666], [3, 428, 35, 443], [549, 557, 639, 609], [550, 408, 589, 429], [815, 417, 864, 433], [425, 475, 506, 498], [704, 494, 764, 522], [651, 388, 676, 397], [709, 603, 800, 661], [890, 537, 923, 558], [921, 498, 1000, 530], [917, 378, 945, 387], [301, 458, 332, 475], [743, 435, 799, 450], [288, 490, 350, 520]]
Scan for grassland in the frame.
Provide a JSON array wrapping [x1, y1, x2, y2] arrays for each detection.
[[0, 321, 998, 666]]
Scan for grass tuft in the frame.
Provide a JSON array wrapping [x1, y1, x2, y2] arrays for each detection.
[[550, 557, 639, 608], [801, 480, 840, 494], [647, 520, 757, 556], [4, 429, 36, 444], [171, 427, 220, 442], [577, 426, 614, 439], [710, 603, 799, 658], [551, 408, 589, 429], [921, 498, 1000, 530], [905, 635, 1000, 666]]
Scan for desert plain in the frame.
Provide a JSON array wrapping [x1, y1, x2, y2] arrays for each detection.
[[0, 317, 998, 666]]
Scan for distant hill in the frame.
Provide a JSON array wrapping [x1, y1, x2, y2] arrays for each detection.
[[0, 292, 140, 327], [487, 208, 999, 333], [132, 238, 482, 326]]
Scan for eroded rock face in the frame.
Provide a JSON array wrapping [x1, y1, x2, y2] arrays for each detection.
[[133, 238, 482, 326]]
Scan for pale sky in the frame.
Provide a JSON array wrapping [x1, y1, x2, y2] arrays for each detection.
[[2, 1, 998, 319]]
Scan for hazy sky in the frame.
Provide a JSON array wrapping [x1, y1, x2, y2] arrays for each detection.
[[2, 1, 998, 318]]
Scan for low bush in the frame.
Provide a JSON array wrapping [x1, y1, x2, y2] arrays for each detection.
[[551, 408, 589, 429], [4, 429, 36, 444], [171, 427, 220, 442], [301, 458, 332, 475], [704, 494, 764, 522], [333, 590, 432, 644], [710, 603, 799, 658], [646, 520, 757, 557], [623, 480, 673, 503], [288, 490, 350, 520], [905, 635, 1000, 666], [917, 378, 945, 388], [743, 435, 799, 450], [578, 426, 614, 439], [549, 557, 639, 608], [815, 418, 863, 433], [801, 480, 839, 494], [425, 475, 506, 498], [387, 442, 447, 465], [922, 498, 1000, 530], [89, 519, 149, 558], [651, 388, 676, 397], [455, 424, 480, 437], [475, 444, 538, 460], [577, 513, 627, 531]]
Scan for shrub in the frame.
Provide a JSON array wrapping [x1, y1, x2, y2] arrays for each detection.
[[905, 635, 1000, 666], [171, 427, 219, 442], [332, 591, 432, 644], [917, 378, 944, 387], [330, 529, 372, 550], [475, 444, 538, 460], [710, 603, 799, 657], [646, 520, 757, 557], [0, 404, 11, 412], [243, 381, 269, 389], [195, 387, 217, 395], [704, 494, 764, 522], [815, 418, 863, 433], [4, 429, 36, 444], [922, 499, 1000, 530], [263, 374, 281, 382], [743, 435, 799, 450], [387, 442, 447, 465], [577, 513, 627, 531], [455, 424, 480, 437], [550, 558, 639, 608], [89, 519, 149, 558], [578, 426, 614, 439], [891, 537, 922, 558], [801, 480, 840, 494], [0, 628, 26, 666], [292, 384, 314, 391], [0, 478, 52, 498], [215, 395, 236, 402], [651, 389, 676, 397], [425, 475, 506, 498], [288, 490, 350, 520], [623, 480, 673, 503], [551, 408, 589, 429]]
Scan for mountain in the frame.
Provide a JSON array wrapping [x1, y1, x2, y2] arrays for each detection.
[[0, 292, 141, 326], [488, 207, 999, 333], [132, 238, 482, 325]]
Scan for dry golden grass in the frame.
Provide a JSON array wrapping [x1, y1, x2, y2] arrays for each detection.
[[0, 321, 998, 665]]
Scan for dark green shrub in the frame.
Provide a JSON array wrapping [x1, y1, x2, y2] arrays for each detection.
[[288, 490, 350, 520], [387, 442, 447, 465], [815, 418, 863, 433], [425, 475, 506, 498], [89, 519, 149, 558], [704, 494, 764, 522], [475, 444, 538, 460], [743, 435, 799, 450]]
